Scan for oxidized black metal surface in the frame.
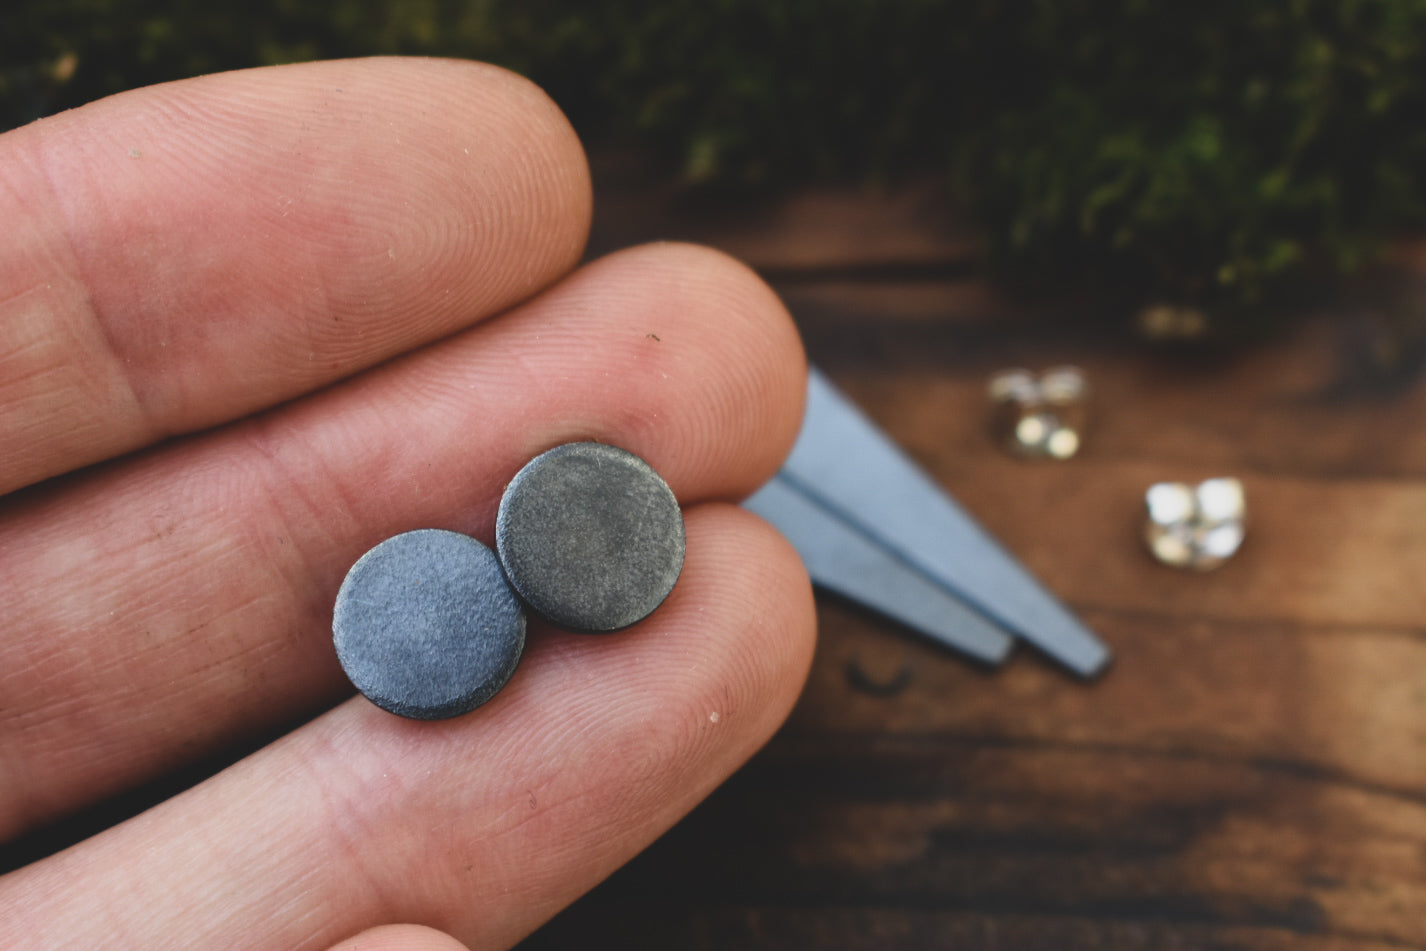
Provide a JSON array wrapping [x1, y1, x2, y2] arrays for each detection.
[[496, 442, 685, 632], [333, 529, 526, 719]]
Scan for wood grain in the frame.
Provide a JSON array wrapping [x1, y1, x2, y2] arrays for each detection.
[[522, 174, 1426, 949]]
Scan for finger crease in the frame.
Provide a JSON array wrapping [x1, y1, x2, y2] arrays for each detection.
[[26, 140, 165, 446]]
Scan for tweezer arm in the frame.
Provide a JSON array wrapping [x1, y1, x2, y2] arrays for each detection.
[[750, 366, 1111, 677]]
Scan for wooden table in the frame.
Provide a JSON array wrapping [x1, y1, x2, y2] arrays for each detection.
[[521, 167, 1426, 949]]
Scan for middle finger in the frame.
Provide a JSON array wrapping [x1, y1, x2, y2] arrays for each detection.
[[0, 241, 805, 841]]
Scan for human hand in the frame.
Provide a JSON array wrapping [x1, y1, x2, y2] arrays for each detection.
[[0, 57, 815, 950]]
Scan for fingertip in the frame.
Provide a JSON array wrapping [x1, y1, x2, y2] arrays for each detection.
[[506, 240, 808, 501], [617, 242, 809, 494], [325, 924, 470, 951]]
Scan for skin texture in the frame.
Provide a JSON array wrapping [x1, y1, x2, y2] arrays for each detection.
[[327, 926, 472, 951], [0, 58, 815, 950]]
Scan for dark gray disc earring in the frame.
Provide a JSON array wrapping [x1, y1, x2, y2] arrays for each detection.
[[496, 442, 685, 633], [333, 529, 526, 720]]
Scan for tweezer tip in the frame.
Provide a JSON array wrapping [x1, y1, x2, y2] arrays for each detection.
[[1067, 642, 1114, 680]]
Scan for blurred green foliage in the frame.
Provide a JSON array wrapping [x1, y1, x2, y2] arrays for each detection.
[[6, 0, 1426, 312]]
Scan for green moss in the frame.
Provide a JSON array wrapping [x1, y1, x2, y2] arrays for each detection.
[[7, 0, 1426, 316]]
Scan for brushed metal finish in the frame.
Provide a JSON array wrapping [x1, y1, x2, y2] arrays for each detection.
[[334, 529, 526, 719], [497, 442, 685, 632]]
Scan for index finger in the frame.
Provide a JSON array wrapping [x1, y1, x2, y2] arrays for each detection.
[[0, 57, 591, 495]]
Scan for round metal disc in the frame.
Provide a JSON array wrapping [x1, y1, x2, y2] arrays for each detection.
[[496, 442, 685, 632], [333, 529, 526, 719]]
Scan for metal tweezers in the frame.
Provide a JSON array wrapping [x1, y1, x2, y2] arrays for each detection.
[[744, 366, 1111, 677]]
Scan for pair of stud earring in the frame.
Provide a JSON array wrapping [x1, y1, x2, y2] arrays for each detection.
[[332, 442, 686, 720]]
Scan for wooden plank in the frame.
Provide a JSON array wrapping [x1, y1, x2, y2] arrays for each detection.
[[945, 460, 1426, 630], [791, 300, 1426, 481], [801, 608, 1426, 800], [526, 732, 1426, 946], [529, 907, 1419, 951]]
